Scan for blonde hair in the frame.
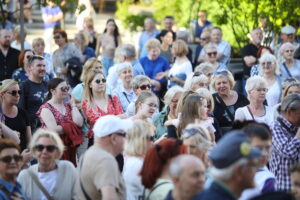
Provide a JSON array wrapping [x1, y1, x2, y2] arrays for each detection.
[[145, 38, 161, 51], [83, 70, 106, 106], [0, 79, 18, 103], [194, 63, 214, 75], [172, 39, 188, 57], [75, 31, 89, 46], [195, 88, 215, 112], [163, 86, 184, 106], [30, 129, 65, 159], [135, 91, 158, 114], [210, 70, 235, 91], [32, 37, 45, 49], [184, 74, 209, 91], [80, 57, 103, 82], [124, 120, 155, 156]]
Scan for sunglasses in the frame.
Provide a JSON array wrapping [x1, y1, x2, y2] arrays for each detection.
[[207, 52, 217, 57], [34, 144, 57, 153], [6, 90, 22, 96], [255, 88, 268, 92], [146, 135, 155, 142], [26, 54, 34, 60], [60, 86, 70, 92], [193, 72, 203, 77], [95, 78, 106, 84], [0, 154, 22, 163], [138, 84, 151, 90], [115, 132, 126, 137]]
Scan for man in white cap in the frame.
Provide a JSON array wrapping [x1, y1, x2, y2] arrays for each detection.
[[76, 115, 133, 200]]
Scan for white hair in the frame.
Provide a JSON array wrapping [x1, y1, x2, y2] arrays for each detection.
[[258, 53, 280, 75], [116, 62, 133, 75], [184, 73, 208, 90], [245, 75, 267, 96], [164, 86, 184, 105], [210, 158, 248, 180], [169, 154, 202, 178]]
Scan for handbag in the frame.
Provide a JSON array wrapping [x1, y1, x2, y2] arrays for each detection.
[[27, 169, 54, 200]]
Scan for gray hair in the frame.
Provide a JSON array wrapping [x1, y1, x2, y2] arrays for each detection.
[[169, 154, 202, 178], [116, 62, 133, 75], [120, 44, 136, 60], [245, 75, 267, 96], [194, 63, 214, 74], [176, 31, 189, 43], [14, 25, 27, 36], [281, 94, 300, 113], [210, 158, 248, 180], [131, 75, 151, 89], [164, 86, 184, 106], [258, 53, 280, 75], [184, 74, 208, 91]]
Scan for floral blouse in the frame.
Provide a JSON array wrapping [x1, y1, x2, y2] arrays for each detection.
[[82, 95, 123, 137]]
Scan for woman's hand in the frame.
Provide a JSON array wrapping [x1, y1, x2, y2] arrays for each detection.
[[151, 80, 161, 91], [155, 71, 168, 80], [21, 149, 32, 164]]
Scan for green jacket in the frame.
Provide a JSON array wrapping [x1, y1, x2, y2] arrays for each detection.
[[153, 106, 170, 139]]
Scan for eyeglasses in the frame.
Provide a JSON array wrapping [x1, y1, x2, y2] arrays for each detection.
[[261, 62, 274, 66], [285, 49, 294, 53], [26, 54, 34, 60], [95, 78, 106, 84], [53, 35, 61, 39], [207, 52, 217, 57], [6, 90, 22, 96], [34, 144, 57, 153], [147, 103, 158, 108], [115, 132, 126, 137], [0, 154, 23, 163], [255, 88, 268, 92], [214, 70, 229, 76], [138, 84, 151, 90], [146, 135, 155, 142], [60, 86, 70, 92]]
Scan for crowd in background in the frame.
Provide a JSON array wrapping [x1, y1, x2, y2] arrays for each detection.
[[0, 1, 300, 200]]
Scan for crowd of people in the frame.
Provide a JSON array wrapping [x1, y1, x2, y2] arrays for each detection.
[[0, 4, 300, 200]]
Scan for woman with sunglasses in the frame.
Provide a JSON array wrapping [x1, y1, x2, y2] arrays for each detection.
[[12, 49, 35, 83], [280, 42, 300, 81], [37, 78, 83, 164], [202, 43, 228, 71], [153, 86, 184, 139], [18, 129, 77, 199], [0, 79, 31, 152], [211, 69, 249, 134], [235, 76, 275, 127], [82, 70, 124, 140], [123, 120, 155, 200], [0, 139, 27, 199]]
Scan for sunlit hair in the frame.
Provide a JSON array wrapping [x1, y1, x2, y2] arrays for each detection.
[[172, 39, 188, 57], [75, 31, 89, 46], [210, 69, 235, 91], [258, 53, 280, 75], [140, 138, 187, 189], [281, 82, 300, 101], [181, 124, 212, 151], [194, 63, 214, 75], [0, 79, 18, 104], [178, 94, 207, 137], [245, 75, 267, 96], [279, 42, 296, 54], [184, 74, 209, 91], [135, 91, 158, 114], [145, 38, 161, 51], [124, 120, 155, 157], [80, 57, 103, 82], [176, 90, 197, 115], [30, 129, 65, 159], [0, 139, 20, 153], [32, 37, 45, 49], [131, 75, 151, 90], [196, 88, 215, 112], [203, 43, 217, 53], [83, 70, 106, 107], [163, 86, 184, 106]]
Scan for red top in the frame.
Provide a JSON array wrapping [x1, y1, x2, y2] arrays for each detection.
[[82, 95, 123, 137]]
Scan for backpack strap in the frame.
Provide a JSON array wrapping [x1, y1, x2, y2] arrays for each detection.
[[78, 154, 92, 200], [144, 181, 171, 200]]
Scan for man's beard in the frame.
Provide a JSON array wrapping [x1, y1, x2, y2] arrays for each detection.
[[1, 41, 10, 48]]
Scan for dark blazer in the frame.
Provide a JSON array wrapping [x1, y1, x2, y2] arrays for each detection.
[[196, 181, 236, 200]]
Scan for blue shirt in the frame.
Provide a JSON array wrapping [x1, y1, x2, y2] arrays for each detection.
[[83, 46, 96, 61], [139, 56, 170, 81], [0, 179, 27, 200], [41, 5, 62, 29], [194, 20, 212, 38], [132, 60, 145, 76], [139, 30, 160, 58]]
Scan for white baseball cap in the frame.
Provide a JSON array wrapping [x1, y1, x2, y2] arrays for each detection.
[[93, 115, 133, 138], [281, 25, 296, 34]]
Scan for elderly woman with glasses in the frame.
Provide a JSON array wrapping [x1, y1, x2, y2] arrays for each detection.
[[0, 79, 31, 151], [211, 70, 249, 134], [37, 78, 83, 165], [18, 129, 77, 199], [153, 86, 184, 139], [235, 76, 275, 127], [258, 53, 282, 107], [201, 43, 228, 71], [0, 139, 27, 199], [280, 42, 300, 81], [123, 120, 155, 200], [184, 73, 210, 91]]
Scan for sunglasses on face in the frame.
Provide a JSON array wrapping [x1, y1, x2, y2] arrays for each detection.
[[138, 84, 151, 90], [60, 86, 70, 92], [146, 135, 155, 142], [193, 72, 203, 77], [95, 78, 106, 84], [34, 144, 57, 153], [6, 90, 22, 96], [0, 154, 22, 163], [207, 52, 217, 57]]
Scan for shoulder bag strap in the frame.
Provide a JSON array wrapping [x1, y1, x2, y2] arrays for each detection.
[[122, 92, 130, 103], [145, 181, 170, 200], [282, 63, 293, 77], [108, 94, 115, 109], [214, 93, 234, 121], [27, 169, 54, 200], [247, 106, 255, 120], [79, 154, 92, 200]]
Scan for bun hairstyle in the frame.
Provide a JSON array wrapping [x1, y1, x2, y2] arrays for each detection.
[[45, 78, 65, 101]]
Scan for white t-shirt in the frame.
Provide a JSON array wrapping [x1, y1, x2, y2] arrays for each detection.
[[123, 156, 144, 200], [266, 80, 281, 107], [11, 40, 33, 51], [168, 59, 192, 86], [38, 169, 58, 200], [234, 106, 275, 127]]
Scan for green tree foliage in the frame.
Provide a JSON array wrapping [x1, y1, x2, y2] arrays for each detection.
[[116, 0, 300, 53]]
